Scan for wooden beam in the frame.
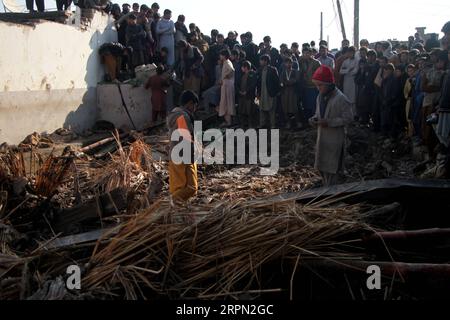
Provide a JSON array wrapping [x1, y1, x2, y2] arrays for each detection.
[[53, 188, 128, 234], [44, 228, 116, 250]]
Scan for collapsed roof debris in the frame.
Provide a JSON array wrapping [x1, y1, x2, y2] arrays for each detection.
[[1, 122, 450, 300]]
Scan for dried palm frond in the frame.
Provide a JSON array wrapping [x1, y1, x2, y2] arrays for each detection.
[[0, 150, 26, 178], [129, 140, 153, 171], [0, 167, 7, 184], [0, 253, 31, 300], [89, 133, 154, 194], [83, 193, 375, 300], [34, 155, 73, 198]]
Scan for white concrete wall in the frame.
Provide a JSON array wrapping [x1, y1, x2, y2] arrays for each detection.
[[97, 84, 153, 131], [0, 10, 117, 144]]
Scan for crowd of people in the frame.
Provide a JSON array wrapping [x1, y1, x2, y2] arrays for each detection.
[[24, 0, 450, 196], [107, 4, 450, 178]]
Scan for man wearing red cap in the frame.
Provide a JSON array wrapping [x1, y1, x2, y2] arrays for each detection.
[[309, 65, 353, 186]]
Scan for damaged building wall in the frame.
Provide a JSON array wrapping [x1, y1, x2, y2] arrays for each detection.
[[97, 84, 153, 131], [0, 10, 117, 144]]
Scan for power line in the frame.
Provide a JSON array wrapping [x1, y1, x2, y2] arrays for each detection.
[[331, 0, 342, 35], [326, 2, 338, 28]]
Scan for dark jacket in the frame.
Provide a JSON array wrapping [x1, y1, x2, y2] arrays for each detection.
[[355, 61, 379, 96], [243, 42, 259, 68], [208, 43, 230, 67], [439, 72, 450, 113], [116, 20, 127, 46], [175, 21, 189, 38], [239, 70, 258, 99], [258, 47, 282, 68], [182, 45, 204, 78], [381, 75, 402, 109], [126, 24, 146, 51], [257, 66, 281, 98], [224, 38, 239, 49]]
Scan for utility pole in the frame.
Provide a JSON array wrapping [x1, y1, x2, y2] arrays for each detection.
[[320, 12, 323, 42], [336, 0, 347, 41], [354, 0, 360, 48]]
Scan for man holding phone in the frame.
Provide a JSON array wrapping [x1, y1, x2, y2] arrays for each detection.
[[309, 65, 354, 186]]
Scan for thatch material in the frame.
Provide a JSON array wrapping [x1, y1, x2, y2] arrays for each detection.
[[34, 155, 73, 198], [0, 149, 26, 178], [0, 253, 31, 300], [88, 136, 154, 194], [83, 194, 374, 299]]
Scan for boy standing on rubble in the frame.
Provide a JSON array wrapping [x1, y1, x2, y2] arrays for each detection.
[[309, 65, 353, 186], [167, 90, 199, 205]]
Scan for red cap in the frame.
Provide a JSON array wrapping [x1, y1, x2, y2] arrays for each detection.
[[312, 65, 335, 84]]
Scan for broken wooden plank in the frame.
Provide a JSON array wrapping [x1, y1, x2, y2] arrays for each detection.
[[93, 143, 120, 159], [80, 133, 129, 154], [293, 258, 450, 299], [289, 179, 450, 204], [301, 259, 450, 281], [53, 188, 127, 234], [44, 228, 116, 250], [266, 179, 450, 229], [362, 228, 450, 263], [365, 228, 450, 243]]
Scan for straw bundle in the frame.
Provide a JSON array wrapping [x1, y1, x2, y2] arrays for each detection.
[[0, 167, 6, 185], [89, 137, 154, 194], [0, 150, 26, 178], [34, 155, 73, 198], [83, 194, 373, 299]]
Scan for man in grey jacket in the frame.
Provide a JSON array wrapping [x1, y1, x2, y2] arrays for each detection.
[[309, 65, 353, 186]]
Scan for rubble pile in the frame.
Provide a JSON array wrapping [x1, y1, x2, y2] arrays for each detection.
[[280, 125, 419, 182], [195, 165, 321, 205], [0, 132, 167, 298], [1, 125, 450, 300]]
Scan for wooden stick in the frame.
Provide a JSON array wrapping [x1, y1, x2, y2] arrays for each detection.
[[80, 133, 129, 153]]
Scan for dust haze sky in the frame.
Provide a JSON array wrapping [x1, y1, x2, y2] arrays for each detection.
[[2, 0, 449, 49]]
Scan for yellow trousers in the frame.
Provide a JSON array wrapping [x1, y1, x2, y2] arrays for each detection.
[[169, 161, 198, 202]]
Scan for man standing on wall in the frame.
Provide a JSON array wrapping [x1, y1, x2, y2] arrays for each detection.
[[156, 9, 176, 67], [125, 14, 147, 70], [56, 0, 72, 11], [26, 0, 45, 12]]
